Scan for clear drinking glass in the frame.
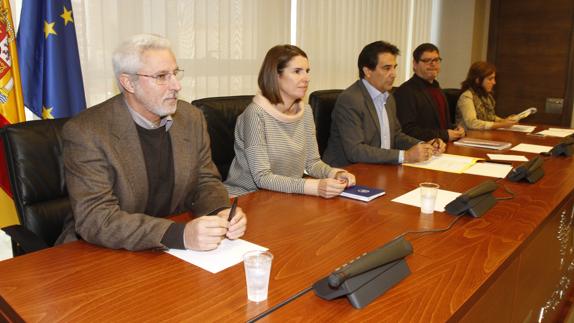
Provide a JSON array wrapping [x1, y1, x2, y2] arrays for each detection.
[[243, 250, 273, 302], [419, 182, 440, 214]]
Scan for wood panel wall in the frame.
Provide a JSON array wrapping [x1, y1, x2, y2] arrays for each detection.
[[487, 0, 574, 126]]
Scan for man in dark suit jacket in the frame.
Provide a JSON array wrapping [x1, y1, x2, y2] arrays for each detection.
[[394, 43, 465, 142], [58, 34, 246, 251], [323, 41, 445, 167]]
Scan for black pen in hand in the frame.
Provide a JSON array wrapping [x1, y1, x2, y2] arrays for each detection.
[[227, 197, 238, 222], [430, 138, 440, 153]]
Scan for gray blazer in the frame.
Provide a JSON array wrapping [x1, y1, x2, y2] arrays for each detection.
[[323, 80, 420, 167], [58, 95, 230, 250]]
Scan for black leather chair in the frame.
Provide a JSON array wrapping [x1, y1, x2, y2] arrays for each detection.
[[308, 89, 343, 157], [443, 88, 462, 124], [1, 118, 70, 256], [192, 95, 253, 180]]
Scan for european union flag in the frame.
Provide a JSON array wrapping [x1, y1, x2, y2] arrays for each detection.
[[17, 0, 86, 119]]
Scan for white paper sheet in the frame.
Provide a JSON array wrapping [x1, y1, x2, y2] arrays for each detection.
[[166, 239, 267, 273], [550, 127, 574, 132], [403, 153, 478, 173], [510, 143, 553, 154], [463, 162, 513, 178], [487, 154, 529, 162], [498, 125, 536, 133], [0, 230, 13, 261], [535, 128, 574, 137], [392, 188, 461, 212]]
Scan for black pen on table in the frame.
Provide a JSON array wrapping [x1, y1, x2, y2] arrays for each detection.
[[228, 197, 238, 222], [477, 159, 513, 165]]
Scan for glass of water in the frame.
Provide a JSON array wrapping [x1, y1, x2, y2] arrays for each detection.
[[243, 250, 273, 302], [419, 182, 440, 215]]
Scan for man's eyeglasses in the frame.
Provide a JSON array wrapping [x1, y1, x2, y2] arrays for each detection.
[[419, 57, 442, 64], [134, 69, 184, 85]]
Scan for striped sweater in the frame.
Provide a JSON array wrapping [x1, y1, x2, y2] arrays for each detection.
[[224, 94, 335, 196]]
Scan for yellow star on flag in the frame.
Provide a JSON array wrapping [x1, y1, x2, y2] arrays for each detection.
[[44, 21, 57, 38], [60, 6, 74, 26], [42, 106, 55, 119]]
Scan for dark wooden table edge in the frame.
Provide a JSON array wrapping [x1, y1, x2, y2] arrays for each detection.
[[448, 188, 574, 321], [0, 294, 24, 323]]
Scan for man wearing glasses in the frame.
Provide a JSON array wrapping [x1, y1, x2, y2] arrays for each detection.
[[57, 34, 247, 251], [324, 41, 445, 167], [394, 43, 465, 143]]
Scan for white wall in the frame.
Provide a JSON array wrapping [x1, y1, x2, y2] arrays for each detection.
[[427, 0, 490, 89]]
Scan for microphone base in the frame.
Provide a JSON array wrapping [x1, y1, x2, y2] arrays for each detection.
[[467, 193, 497, 217], [313, 258, 410, 309], [446, 193, 497, 217], [526, 166, 544, 183]]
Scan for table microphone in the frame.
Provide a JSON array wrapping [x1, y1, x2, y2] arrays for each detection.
[[547, 137, 574, 157], [458, 180, 498, 202], [327, 237, 413, 288], [507, 155, 543, 181]]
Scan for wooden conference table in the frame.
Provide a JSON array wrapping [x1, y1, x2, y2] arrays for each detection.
[[1, 127, 574, 322]]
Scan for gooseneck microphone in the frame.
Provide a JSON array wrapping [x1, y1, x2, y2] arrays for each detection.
[[327, 237, 413, 288]]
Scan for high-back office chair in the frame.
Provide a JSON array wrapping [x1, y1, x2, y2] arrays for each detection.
[[308, 89, 343, 157], [192, 95, 253, 180], [1, 118, 70, 256], [443, 88, 462, 124]]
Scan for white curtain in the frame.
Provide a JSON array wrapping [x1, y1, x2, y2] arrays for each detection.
[[10, 0, 438, 108], [297, 0, 436, 95], [71, 0, 290, 107]]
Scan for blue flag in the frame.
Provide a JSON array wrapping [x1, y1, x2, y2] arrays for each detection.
[[17, 0, 86, 119]]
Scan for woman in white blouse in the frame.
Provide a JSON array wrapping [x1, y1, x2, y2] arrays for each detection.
[[224, 45, 355, 197], [456, 61, 517, 130]]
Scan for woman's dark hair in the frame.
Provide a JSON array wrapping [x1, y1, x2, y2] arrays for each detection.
[[460, 61, 496, 97], [258, 44, 307, 104]]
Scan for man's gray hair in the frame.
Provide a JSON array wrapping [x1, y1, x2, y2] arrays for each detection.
[[112, 34, 173, 91]]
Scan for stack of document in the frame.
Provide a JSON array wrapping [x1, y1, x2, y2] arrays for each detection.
[[404, 153, 512, 178], [498, 125, 536, 133], [534, 128, 574, 138], [514, 107, 537, 120], [403, 153, 479, 174], [453, 137, 511, 150]]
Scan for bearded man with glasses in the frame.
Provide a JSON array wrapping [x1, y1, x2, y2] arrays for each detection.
[[394, 43, 465, 143], [57, 34, 247, 251]]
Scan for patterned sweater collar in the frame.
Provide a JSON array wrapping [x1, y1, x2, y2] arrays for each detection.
[[253, 93, 305, 123]]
